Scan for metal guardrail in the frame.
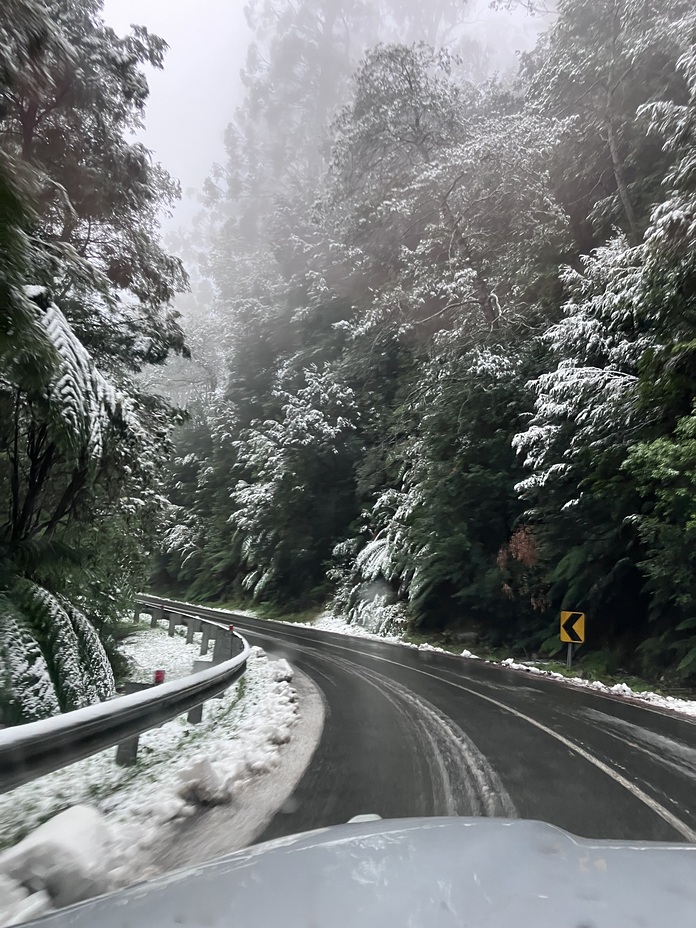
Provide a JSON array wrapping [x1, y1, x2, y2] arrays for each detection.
[[135, 594, 248, 630], [135, 594, 245, 662], [0, 604, 250, 794]]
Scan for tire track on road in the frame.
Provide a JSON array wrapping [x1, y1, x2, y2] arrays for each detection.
[[237, 620, 696, 842], [318, 651, 516, 818]]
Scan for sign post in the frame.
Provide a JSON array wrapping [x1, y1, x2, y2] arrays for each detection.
[[560, 611, 585, 669]]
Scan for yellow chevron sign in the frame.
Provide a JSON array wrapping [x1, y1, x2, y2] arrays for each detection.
[[560, 611, 585, 643]]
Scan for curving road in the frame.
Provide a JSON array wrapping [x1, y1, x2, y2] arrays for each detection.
[[155, 599, 696, 845]]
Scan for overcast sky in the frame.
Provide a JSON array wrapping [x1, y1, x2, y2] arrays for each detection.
[[103, 0, 249, 226]]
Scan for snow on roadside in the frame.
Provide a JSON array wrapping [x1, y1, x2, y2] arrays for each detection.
[[307, 612, 410, 645], [119, 621, 203, 682], [301, 612, 481, 659], [104, 643, 298, 887], [0, 623, 299, 894], [498, 657, 696, 719], [292, 612, 696, 720]]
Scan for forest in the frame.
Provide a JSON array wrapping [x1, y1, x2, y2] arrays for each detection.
[[2, 0, 696, 722]]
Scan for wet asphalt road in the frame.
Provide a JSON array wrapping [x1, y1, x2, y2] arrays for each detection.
[[152, 599, 696, 845]]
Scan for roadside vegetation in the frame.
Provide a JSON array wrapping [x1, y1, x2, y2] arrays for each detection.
[[3, 1, 696, 721], [154, 0, 696, 688], [0, 1, 188, 721]]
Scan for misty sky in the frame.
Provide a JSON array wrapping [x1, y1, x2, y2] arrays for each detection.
[[103, 0, 249, 225], [102, 1, 547, 232]]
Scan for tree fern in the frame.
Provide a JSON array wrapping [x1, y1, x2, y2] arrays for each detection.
[[40, 299, 123, 461], [0, 155, 58, 391]]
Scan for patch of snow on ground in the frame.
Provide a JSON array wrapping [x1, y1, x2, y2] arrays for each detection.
[[0, 623, 299, 914], [308, 613, 411, 645], [121, 620, 202, 682], [304, 613, 479, 660]]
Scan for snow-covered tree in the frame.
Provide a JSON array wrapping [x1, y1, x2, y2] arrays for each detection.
[[621, 37, 696, 675], [0, 1, 188, 720], [226, 366, 361, 605], [513, 33, 696, 672], [323, 46, 567, 341], [524, 0, 695, 247], [334, 345, 533, 636]]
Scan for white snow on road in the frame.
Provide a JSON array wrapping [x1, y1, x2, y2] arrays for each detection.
[[0, 623, 298, 923]]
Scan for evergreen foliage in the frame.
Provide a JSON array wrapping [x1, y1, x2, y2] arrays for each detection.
[[0, 1, 188, 720], [153, 0, 696, 683]]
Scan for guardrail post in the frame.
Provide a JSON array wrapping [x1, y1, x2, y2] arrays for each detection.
[[134, 602, 141, 624], [185, 618, 199, 644], [167, 614, 178, 637], [200, 626, 210, 656], [115, 680, 145, 766], [150, 609, 159, 628], [115, 672, 165, 767], [186, 659, 212, 725], [115, 734, 140, 767], [213, 626, 235, 664]]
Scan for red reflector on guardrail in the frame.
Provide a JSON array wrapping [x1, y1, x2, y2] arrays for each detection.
[[153, 670, 165, 685]]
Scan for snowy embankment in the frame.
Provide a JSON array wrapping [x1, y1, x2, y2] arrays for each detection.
[[0, 621, 298, 925], [496, 657, 696, 719], [302, 613, 696, 720]]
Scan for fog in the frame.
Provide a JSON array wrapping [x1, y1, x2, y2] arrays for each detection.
[[102, 0, 249, 228], [102, 0, 548, 233]]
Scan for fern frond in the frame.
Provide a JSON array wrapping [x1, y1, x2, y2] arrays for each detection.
[[65, 603, 115, 701], [41, 301, 119, 459], [16, 581, 98, 711], [0, 597, 61, 724]]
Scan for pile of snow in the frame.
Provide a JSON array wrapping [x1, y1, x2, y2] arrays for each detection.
[[416, 641, 480, 659], [0, 807, 112, 912], [309, 612, 409, 644], [169, 647, 296, 813], [0, 628, 299, 915], [0, 874, 51, 928]]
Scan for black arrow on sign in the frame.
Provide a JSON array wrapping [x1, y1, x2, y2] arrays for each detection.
[[562, 612, 583, 642]]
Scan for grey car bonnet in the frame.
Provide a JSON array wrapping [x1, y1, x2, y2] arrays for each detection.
[[24, 817, 696, 928]]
